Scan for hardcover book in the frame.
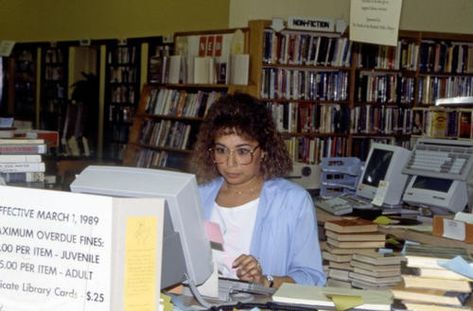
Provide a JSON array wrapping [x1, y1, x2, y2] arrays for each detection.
[[272, 283, 393, 311], [352, 266, 401, 278], [458, 110, 472, 138], [351, 260, 401, 273], [327, 238, 385, 249], [322, 251, 352, 263], [401, 301, 471, 311], [391, 288, 471, 307], [349, 271, 402, 285], [351, 252, 404, 266], [402, 275, 473, 293], [324, 218, 378, 233], [323, 243, 378, 255], [402, 264, 472, 281], [404, 244, 471, 270], [325, 230, 385, 242], [328, 261, 353, 271]]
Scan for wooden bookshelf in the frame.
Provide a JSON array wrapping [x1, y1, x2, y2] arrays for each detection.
[[247, 20, 353, 163], [40, 43, 68, 155], [122, 83, 228, 170], [123, 28, 251, 170], [6, 44, 39, 126], [246, 20, 473, 162]]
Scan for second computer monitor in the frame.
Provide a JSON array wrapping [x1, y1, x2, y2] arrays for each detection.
[[356, 143, 411, 206]]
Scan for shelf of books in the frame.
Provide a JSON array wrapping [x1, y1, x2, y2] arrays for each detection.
[[147, 37, 173, 84], [103, 39, 141, 161], [122, 84, 226, 170], [409, 35, 473, 145], [40, 43, 68, 152], [6, 44, 38, 125], [348, 33, 421, 159], [249, 20, 353, 164], [123, 27, 252, 171]]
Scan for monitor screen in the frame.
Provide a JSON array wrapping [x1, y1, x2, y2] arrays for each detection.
[[361, 149, 393, 187], [70, 165, 214, 289], [356, 143, 411, 206], [411, 176, 453, 193], [403, 175, 467, 213]]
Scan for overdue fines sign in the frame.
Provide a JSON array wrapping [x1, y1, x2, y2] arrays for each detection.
[[0, 185, 164, 311]]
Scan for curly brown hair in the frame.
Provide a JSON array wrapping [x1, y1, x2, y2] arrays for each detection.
[[190, 92, 292, 183]]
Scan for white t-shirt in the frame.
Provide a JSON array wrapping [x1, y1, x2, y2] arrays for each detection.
[[209, 198, 259, 278]]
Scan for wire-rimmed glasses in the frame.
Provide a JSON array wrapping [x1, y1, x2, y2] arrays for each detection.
[[208, 145, 260, 165]]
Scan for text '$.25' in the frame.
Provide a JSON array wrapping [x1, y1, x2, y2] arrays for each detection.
[[86, 291, 104, 303]]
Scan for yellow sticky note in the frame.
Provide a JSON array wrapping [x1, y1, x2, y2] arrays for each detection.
[[374, 215, 392, 225], [124, 216, 158, 311], [160, 293, 173, 311], [329, 294, 364, 311]]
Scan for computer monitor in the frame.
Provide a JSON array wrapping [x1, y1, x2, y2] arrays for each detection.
[[356, 143, 411, 206], [403, 175, 468, 213], [70, 165, 214, 290], [400, 138, 473, 214]]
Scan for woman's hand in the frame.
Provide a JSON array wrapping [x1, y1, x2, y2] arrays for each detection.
[[232, 254, 264, 284]]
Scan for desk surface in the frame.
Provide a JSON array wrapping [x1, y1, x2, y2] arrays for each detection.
[[316, 208, 473, 255]]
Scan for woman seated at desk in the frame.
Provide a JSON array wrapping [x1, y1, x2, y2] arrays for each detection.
[[191, 93, 326, 288]]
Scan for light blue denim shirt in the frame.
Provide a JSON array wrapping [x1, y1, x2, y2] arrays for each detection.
[[199, 177, 326, 286]]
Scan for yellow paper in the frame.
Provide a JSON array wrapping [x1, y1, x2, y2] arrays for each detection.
[[160, 293, 173, 311], [329, 294, 364, 311], [124, 216, 158, 311]]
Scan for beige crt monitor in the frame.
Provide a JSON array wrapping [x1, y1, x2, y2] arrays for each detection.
[[402, 138, 473, 213], [70, 166, 214, 289], [355, 143, 411, 206]]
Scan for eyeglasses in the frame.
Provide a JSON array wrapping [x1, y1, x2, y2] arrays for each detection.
[[208, 145, 260, 165]]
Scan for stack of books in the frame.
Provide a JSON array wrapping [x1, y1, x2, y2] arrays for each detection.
[[0, 138, 47, 184], [350, 252, 403, 289], [323, 218, 398, 288], [392, 244, 473, 311]]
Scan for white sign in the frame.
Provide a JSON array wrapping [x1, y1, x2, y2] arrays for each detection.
[[0, 185, 164, 311], [350, 0, 403, 46], [372, 180, 389, 206], [288, 16, 335, 32], [442, 218, 466, 241]]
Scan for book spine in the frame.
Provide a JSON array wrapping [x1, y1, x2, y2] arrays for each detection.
[[0, 172, 45, 183], [0, 144, 47, 154], [0, 162, 45, 173], [0, 139, 44, 145], [0, 155, 42, 162]]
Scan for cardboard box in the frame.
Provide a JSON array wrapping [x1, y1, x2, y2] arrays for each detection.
[[432, 215, 473, 244]]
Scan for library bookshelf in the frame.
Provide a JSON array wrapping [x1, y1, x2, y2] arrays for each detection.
[[123, 28, 250, 170], [103, 39, 142, 161], [40, 42, 68, 143], [246, 20, 473, 162], [247, 20, 353, 164], [122, 83, 228, 170], [122, 20, 473, 169]]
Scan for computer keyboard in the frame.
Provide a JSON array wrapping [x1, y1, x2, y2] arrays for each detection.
[[403, 139, 473, 180], [409, 148, 469, 173], [316, 197, 353, 215], [339, 195, 373, 209], [316, 195, 374, 215], [195, 277, 275, 307], [218, 277, 276, 297]]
